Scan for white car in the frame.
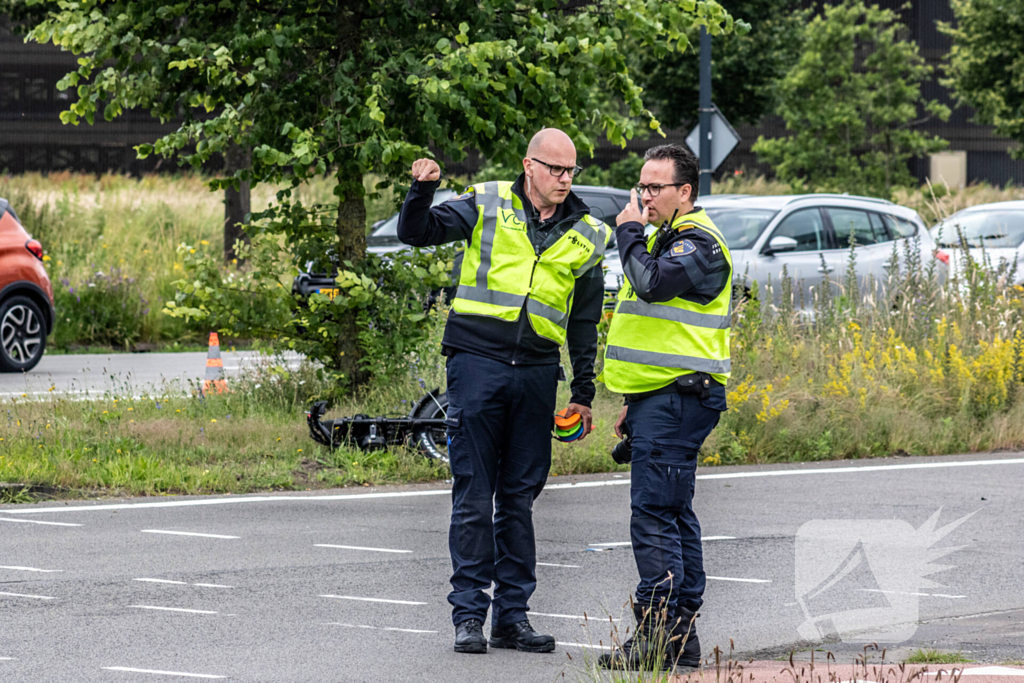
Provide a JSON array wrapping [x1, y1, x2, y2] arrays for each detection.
[[929, 201, 1024, 284], [701, 194, 948, 307]]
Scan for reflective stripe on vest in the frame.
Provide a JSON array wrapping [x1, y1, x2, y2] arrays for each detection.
[[602, 209, 733, 393], [451, 181, 609, 345]]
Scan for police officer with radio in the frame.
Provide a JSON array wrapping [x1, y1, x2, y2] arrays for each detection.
[[598, 144, 732, 671], [397, 129, 610, 655]]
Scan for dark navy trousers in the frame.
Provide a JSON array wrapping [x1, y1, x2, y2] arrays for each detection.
[[625, 386, 725, 616], [444, 352, 559, 627]]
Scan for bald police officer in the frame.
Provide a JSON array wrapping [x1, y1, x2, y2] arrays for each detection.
[[398, 129, 611, 655]]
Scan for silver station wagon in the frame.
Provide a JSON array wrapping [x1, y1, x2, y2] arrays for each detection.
[[699, 194, 949, 307]]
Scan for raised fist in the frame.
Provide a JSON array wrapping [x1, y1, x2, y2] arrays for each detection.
[[411, 158, 441, 182]]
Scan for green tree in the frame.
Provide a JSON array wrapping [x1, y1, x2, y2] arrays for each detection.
[[753, 0, 950, 199], [941, 0, 1024, 159], [636, 0, 806, 130], [23, 0, 743, 388]]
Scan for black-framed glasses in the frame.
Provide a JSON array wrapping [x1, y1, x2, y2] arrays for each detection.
[[531, 158, 583, 179], [635, 183, 686, 197]]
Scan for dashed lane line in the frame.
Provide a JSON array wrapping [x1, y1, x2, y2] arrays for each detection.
[[590, 536, 735, 548], [0, 566, 62, 573], [0, 591, 57, 600], [0, 517, 82, 527], [103, 666, 227, 679], [707, 576, 772, 584], [532, 612, 620, 622], [313, 544, 412, 553], [8, 456, 1024, 516], [557, 642, 612, 651], [537, 562, 581, 568], [129, 605, 219, 615], [325, 623, 438, 634], [134, 579, 235, 588], [321, 595, 427, 606], [141, 528, 238, 540]]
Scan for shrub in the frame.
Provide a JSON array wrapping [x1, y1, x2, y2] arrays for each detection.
[[51, 267, 149, 349]]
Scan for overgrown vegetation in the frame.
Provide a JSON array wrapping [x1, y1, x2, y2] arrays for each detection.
[[905, 650, 973, 665]]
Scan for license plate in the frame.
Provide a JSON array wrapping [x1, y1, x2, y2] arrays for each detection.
[[315, 288, 340, 300]]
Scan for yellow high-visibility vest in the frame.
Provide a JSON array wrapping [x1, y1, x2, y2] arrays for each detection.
[[602, 209, 732, 393], [452, 181, 611, 345]]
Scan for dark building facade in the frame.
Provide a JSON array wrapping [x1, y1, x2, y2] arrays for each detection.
[[1, 20, 177, 175]]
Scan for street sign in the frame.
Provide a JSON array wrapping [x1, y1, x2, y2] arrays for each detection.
[[686, 104, 741, 174]]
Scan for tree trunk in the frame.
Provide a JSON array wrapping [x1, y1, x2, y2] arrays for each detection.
[[334, 159, 369, 387], [223, 144, 251, 264]]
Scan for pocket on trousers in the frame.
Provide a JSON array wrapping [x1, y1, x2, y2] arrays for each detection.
[[644, 440, 698, 510], [444, 404, 463, 434]]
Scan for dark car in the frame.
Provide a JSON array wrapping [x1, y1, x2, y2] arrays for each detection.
[[0, 196, 55, 372]]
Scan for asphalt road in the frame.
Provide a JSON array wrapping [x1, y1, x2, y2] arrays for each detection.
[[0, 351, 304, 399], [2, 452, 1023, 682]]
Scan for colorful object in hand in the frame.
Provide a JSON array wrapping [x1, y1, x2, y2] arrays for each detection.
[[553, 409, 585, 442]]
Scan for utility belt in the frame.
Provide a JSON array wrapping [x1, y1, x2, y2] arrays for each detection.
[[624, 372, 722, 404]]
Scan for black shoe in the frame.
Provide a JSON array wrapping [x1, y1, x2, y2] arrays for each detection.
[[489, 619, 555, 653], [454, 619, 487, 654], [669, 608, 701, 669]]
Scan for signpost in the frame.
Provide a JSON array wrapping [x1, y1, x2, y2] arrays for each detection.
[[692, 28, 741, 196]]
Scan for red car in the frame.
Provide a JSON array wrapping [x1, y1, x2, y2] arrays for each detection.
[[0, 196, 54, 372]]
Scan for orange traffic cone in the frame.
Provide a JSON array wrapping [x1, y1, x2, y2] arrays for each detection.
[[203, 332, 228, 394]]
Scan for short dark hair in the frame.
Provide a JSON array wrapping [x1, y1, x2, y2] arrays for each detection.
[[644, 144, 699, 195]]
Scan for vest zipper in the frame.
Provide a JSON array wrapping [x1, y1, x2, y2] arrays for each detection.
[[511, 250, 542, 366]]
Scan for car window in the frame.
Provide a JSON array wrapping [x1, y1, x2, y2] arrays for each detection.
[[868, 213, 894, 242], [882, 214, 918, 239], [372, 190, 457, 237], [826, 208, 881, 247], [704, 207, 777, 250], [578, 194, 625, 224], [770, 208, 828, 252], [931, 210, 1024, 249]]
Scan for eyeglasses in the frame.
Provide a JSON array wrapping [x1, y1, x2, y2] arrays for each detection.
[[635, 183, 686, 197], [530, 158, 583, 179]]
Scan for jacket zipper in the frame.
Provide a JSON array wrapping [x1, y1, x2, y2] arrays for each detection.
[[512, 250, 541, 366]]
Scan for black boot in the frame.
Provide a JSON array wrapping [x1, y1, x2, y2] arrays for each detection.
[[489, 619, 555, 653], [598, 603, 674, 671], [454, 618, 487, 654], [667, 607, 701, 669]]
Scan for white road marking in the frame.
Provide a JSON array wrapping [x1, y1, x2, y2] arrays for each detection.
[[590, 536, 734, 548], [557, 641, 613, 651], [321, 595, 427, 606], [0, 565, 62, 573], [0, 517, 82, 527], [707, 576, 771, 584], [314, 544, 412, 554], [9, 456, 1024, 515], [130, 605, 219, 615], [0, 591, 57, 600], [927, 668, 1024, 677], [0, 657, 16, 661], [141, 530, 239, 539], [861, 588, 966, 599], [103, 666, 226, 679], [537, 562, 581, 568], [532, 612, 620, 622], [325, 622, 438, 634], [134, 579, 235, 588]]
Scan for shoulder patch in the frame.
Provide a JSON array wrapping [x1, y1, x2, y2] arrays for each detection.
[[671, 239, 697, 257]]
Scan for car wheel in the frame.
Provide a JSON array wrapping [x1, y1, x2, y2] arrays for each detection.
[[0, 295, 47, 372]]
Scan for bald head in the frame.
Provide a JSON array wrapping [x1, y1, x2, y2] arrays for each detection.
[[523, 128, 578, 215], [526, 128, 576, 159]]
